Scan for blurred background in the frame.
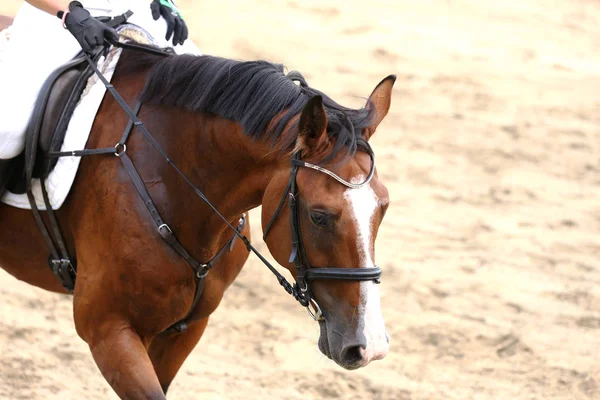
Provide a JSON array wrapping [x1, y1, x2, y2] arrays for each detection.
[[1, 0, 599, 399]]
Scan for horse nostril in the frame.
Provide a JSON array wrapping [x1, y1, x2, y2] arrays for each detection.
[[340, 344, 367, 366]]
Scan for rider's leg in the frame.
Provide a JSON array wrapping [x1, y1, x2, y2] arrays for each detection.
[[0, 3, 83, 160], [0, 1, 118, 161]]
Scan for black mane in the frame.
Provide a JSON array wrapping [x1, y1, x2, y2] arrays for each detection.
[[122, 47, 374, 161]]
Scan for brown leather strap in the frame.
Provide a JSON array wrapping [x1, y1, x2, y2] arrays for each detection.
[[40, 178, 69, 259], [26, 185, 77, 292], [118, 151, 210, 333], [26, 190, 60, 261], [164, 214, 246, 333], [119, 153, 205, 275], [123, 151, 247, 333]]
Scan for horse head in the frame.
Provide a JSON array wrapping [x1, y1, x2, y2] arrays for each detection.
[[261, 75, 395, 369]]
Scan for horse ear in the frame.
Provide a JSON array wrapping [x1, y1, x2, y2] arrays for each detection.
[[298, 95, 329, 155], [364, 75, 396, 140]]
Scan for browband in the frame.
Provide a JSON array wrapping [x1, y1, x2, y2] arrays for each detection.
[[291, 145, 375, 189]]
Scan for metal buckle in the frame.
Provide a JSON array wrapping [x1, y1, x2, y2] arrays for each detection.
[[49, 258, 76, 293], [238, 213, 246, 230], [50, 258, 74, 272], [307, 298, 324, 321], [158, 224, 172, 234]]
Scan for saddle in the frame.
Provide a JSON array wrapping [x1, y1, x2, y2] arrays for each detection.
[[0, 13, 131, 197]]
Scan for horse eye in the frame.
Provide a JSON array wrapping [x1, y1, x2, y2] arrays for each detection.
[[309, 211, 331, 227]]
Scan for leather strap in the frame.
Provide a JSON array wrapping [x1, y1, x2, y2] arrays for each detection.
[[48, 147, 117, 158], [115, 40, 173, 57], [165, 214, 246, 333], [40, 177, 69, 259], [261, 180, 291, 240], [304, 267, 381, 282], [105, 10, 133, 28], [120, 151, 209, 334], [120, 154, 200, 264], [48, 100, 142, 158], [26, 184, 77, 292], [26, 190, 60, 261]]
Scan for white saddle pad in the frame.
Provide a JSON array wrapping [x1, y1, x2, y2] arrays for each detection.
[[1, 25, 154, 210]]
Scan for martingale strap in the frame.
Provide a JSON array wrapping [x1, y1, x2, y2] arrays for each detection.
[[93, 99, 247, 333], [121, 145, 247, 333]]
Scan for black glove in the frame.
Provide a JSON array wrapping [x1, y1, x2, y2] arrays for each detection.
[[58, 1, 119, 53], [150, 0, 188, 46]]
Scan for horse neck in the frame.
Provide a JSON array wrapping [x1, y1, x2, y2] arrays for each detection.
[[151, 110, 285, 254]]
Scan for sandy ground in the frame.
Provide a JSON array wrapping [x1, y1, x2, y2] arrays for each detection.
[[1, 0, 600, 399]]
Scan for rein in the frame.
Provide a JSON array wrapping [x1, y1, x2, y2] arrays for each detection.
[[40, 37, 381, 331]]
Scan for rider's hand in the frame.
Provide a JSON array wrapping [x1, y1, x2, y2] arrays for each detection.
[[150, 0, 188, 46], [59, 1, 119, 54]]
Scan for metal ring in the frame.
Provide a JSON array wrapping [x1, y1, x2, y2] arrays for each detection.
[[196, 266, 209, 280], [114, 143, 127, 157], [307, 298, 324, 321]]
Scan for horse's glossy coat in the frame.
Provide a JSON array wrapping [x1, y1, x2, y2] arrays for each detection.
[[0, 46, 394, 398]]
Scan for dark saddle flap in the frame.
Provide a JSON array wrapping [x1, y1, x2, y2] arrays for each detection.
[[30, 53, 95, 181]]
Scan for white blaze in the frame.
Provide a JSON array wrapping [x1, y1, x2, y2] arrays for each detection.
[[343, 178, 389, 362], [343, 177, 377, 267]]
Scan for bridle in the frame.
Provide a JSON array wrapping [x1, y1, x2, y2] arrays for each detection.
[[262, 142, 382, 321]]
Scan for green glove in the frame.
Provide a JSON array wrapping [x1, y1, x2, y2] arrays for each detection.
[[150, 0, 188, 46]]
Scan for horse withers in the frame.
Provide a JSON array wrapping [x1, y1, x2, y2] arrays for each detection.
[[0, 43, 395, 399]]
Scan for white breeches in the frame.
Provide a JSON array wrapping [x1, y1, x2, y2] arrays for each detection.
[[0, 0, 200, 159]]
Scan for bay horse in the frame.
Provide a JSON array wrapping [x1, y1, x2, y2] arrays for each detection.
[[0, 43, 395, 399]]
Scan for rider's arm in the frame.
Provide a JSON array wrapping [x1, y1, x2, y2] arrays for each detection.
[[24, 0, 71, 17], [25, 0, 187, 47], [24, 0, 119, 53]]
